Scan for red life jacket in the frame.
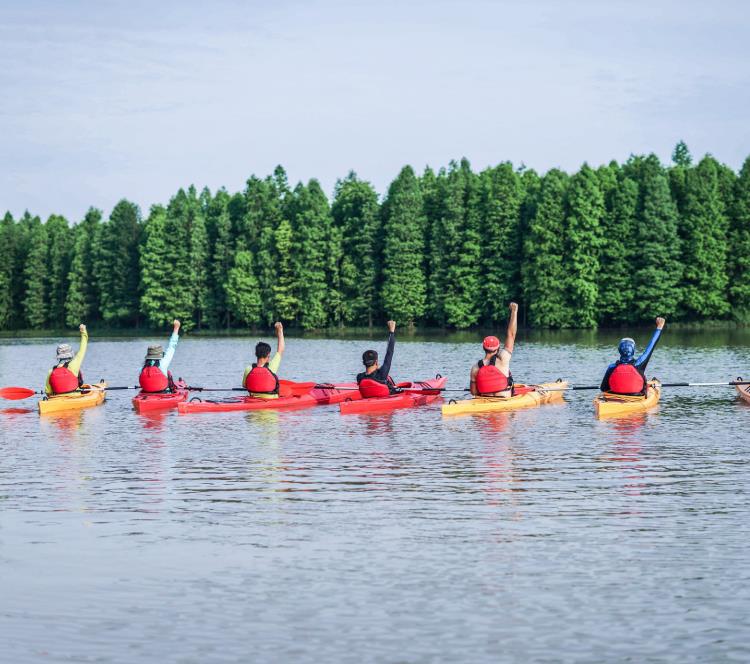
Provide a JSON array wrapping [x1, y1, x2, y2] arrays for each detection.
[[139, 365, 170, 393], [49, 363, 83, 395], [244, 364, 279, 394], [608, 363, 645, 394], [358, 377, 392, 399], [475, 359, 512, 395]]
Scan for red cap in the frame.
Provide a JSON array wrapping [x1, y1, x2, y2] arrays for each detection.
[[482, 336, 500, 352]]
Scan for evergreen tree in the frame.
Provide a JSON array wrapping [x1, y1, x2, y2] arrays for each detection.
[[428, 159, 482, 328], [332, 172, 381, 326], [729, 157, 750, 321], [628, 155, 683, 320], [140, 201, 192, 327], [22, 217, 48, 328], [522, 170, 570, 328], [672, 141, 692, 167], [479, 163, 523, 324], [226, 250, 262, 326], [66, 208, 102, 326], [669, 141, 693, 216], [679, 156, 730, 319], [204, 189, 235, 328], [0, 213, 15, 329], [381, 166, 427, 325], [96, 200, 141, 325], [272, 218, 298, 321], [45, 215, 73, 328], [288, 180, 331, 329], [598, 174, 639, 324]]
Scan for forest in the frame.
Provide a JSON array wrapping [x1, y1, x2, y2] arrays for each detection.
[[1, 142, 749, 332]]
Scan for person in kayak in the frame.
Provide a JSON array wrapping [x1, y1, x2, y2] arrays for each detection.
[[139, 319, 181, 393], [470, 302, 518, 398], [600, 317, 665, 396], [244, 322, 285, 399], [357, 320, 397, 398], [46, 324, 88, 396]]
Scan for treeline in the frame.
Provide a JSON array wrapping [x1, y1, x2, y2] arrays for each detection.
[[1, 142, 749, 331]]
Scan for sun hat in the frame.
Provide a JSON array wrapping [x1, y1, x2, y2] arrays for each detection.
[[56, 343, 74, 361], [145, 345, 164, 360]]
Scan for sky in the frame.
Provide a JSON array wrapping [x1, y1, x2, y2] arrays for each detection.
[[1, 0, 749, 221]]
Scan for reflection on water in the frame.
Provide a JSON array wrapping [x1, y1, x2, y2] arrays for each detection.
[[0, 333, 749, 662]]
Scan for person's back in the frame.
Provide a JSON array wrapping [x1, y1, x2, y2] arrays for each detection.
[[601, 317, 665, 395], [244, 322, 284, 399], [139, 320, 181, 393], [357, 321, 397, 398], [46, 324, 88, 396], [470, 302, 517, 398]]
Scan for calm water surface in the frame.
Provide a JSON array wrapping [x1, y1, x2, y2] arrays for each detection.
[[1, 330, 749, 663]]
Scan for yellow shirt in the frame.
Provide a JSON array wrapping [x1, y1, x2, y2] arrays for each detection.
[[243, 353, 281, 399], [45, 330, 89, 395]]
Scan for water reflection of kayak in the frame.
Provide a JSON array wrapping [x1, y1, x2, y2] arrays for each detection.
[[338, 377, 446, 414], [177, 383, 361, 414]]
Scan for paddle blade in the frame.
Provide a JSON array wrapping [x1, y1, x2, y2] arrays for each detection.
[[279, 380, 317, 398], [0, 387, 36, 400]]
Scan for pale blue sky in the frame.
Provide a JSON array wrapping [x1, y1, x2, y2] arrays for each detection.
[[1, 0, 749, 220]]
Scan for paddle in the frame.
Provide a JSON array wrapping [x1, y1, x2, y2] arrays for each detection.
[[0, 387, 37, 400], [538, 380, 750, 392]]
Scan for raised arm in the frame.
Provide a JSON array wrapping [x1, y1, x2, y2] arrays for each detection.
[[635, 317, 665, 369], [504, 302, 518, 354], [274, 321, 285, 355], [380, 320, 396, 376], [68, 323, 89, 375], [161, 319, 181, 371]]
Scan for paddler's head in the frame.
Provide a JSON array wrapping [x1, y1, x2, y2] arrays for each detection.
[[618, 338, 636, 362], [362, 349, 378, 372], [482, 336, 501, 358], [144, 345, 164, 366], [255, 342, 272, 365], [56, 343, 74, 363]]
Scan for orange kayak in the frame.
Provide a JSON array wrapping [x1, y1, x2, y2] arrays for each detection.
[[339, 377, 446, 414]]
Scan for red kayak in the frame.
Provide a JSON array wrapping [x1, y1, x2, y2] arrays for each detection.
[[132, 380, 189, 413], [177, 382, 361, 414], [339, 376, 446, 414]]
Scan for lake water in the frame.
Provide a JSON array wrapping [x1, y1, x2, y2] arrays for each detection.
[[1, 329, 749, 663]]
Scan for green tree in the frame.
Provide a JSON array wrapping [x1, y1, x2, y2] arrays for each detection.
[[522, 170, 570, 328], [204, 189, 235, 328], [96, 200, 141, 325], [66, 208, 102, 326], [679, 156, 730, 319], [226, 250, 262, 326], [428, 159, 482, 328], [479, 163, 523, 324], [286, 180, 331, 329], [381, 166, 427, 325], [564, 164, 604, 328], [627, 155, 683, 320], [729, 157, 750, 321], [598, 174, 639, 324], [332, 172, 381, 326], [0, 213, 16, 329], [22, 217, 48, 328], [272, 218, 298, 321], [45, 215, 73, 328]]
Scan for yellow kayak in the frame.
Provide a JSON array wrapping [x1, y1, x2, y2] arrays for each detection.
[[594, 381, 660, 419], [442, 381, 567, 416], [38, 382, 107, 415]]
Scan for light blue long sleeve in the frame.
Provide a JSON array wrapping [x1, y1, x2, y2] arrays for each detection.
[[159, 332, 179, 375]]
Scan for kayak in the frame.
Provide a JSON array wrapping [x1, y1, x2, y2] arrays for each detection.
[[177, 382, 361, 414], [339, 376, 446, 414], [594, 382, 660, 418], [737, 377, 750, 405], [441, 381, 567, 416], [132, 380, 189, 413], [38, 382, 107, 415]]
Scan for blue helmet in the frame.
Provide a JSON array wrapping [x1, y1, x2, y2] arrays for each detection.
[[618, 337, 636, 362]]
